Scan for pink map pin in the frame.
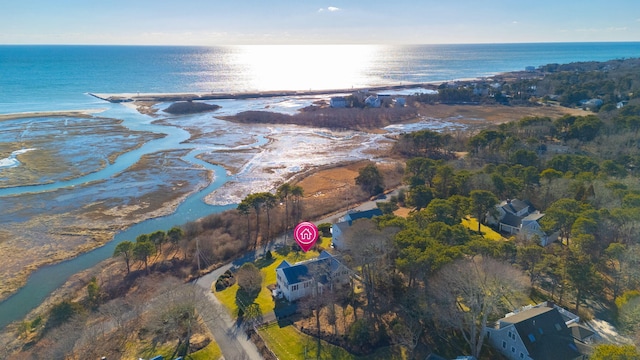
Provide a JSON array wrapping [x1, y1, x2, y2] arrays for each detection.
[[293, 222, 319, 252]]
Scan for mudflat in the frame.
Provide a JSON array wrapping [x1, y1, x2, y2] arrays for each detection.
[[0, 98, 586, 302]]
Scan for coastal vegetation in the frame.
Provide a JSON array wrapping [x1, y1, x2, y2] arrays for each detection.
[[4, 57, 640, 358], [163, 101, 221, 115], [223, 106, 419, 131]]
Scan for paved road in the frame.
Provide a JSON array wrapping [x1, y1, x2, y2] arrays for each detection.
[[195, 269, 261, 360], [194, 187, 402, 359]]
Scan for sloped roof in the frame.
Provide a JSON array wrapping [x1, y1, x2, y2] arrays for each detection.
[[279, 251, 343, 285], [500, 199, 530, 214], [568, 323, 595, 342], [276, 260, 292, 270], [502, 307, 584, 360], [522, 212, 545, 222], [344, 208, 383, 224], [501, 212, 522, 228]]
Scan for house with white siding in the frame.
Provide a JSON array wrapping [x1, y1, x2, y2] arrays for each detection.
[[275, 251, 351, 302], [488, 199, 557, 246], [331, 208, 383, 250]]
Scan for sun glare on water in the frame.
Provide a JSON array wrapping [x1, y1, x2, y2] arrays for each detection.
[[230, 45, 383, 91]]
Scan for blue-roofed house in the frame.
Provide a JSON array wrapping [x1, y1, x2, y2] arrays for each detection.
[[275, 251, 351, 302], [331, 208, 383, 249]]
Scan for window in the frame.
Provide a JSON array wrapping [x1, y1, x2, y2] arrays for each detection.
[[291, 284, 298, 291], [528, 333, 536, 343], [512, 346, 516, 353], [508, 331, 512, 339], [502, 341, 506, 349], [520, 352, 524, 359], [538, 328, 544, 334], [555, 323, 562, 331], [304, 282, 309, 288]]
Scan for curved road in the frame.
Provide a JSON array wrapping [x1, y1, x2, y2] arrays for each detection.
[[193, 188, 401, 359]]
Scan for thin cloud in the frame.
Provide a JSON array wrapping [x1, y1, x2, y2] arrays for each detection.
[[318, 6, 341, 12]]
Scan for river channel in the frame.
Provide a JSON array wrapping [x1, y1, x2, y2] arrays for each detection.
[[0, 104, 261, 329], [0, 93, 441, 330]]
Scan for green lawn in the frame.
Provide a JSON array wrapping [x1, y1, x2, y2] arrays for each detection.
[[215, 237, 333, 317], [190, 340, 223, 360], [461, 217, 505, 241], [258, 323, 407, 360]]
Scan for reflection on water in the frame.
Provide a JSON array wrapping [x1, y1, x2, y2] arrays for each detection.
[[230, 45, 382, 91]]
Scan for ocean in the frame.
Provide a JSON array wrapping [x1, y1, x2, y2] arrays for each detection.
[[1, 42, 640, 114]]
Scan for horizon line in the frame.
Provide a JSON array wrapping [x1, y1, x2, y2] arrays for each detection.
[[2, 40, 640, 47]]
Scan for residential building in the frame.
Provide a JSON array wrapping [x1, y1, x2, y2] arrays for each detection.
[[330, 96, 348, 108], [331, 208, 383, 249], [486, 302, 591, 360], [365, 95, 381, 108], [275, 251, 350, 302], [488, 199, 557, 246]]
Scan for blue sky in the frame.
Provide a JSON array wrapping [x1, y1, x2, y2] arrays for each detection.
[[2, 0, 639, 45]]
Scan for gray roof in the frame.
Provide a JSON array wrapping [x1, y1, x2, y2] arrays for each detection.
[[568, 323, 595, 342], [501, 212, 522, 228], [523, 212, 545, 222], [279, 251, 343, 285], [500, 199, 530, 214], [502, 307, 584, 360]]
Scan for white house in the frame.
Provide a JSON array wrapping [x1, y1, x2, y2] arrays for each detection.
[[331, 208, 383, 249], [488, 199, 557, 246], [486, 302, 591, 360], [275, 251, 350, 302]]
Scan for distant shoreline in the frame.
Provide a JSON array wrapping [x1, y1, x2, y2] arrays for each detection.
[[88, 83, 442, 103]]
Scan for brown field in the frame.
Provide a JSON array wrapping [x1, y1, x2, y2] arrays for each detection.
[[414, 103, 589, 126]]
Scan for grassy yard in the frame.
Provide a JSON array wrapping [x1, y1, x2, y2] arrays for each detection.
[[215, 237, 333, 317], [461, 217, 505, 241], [258, 323, 407, 360], [190, 341, 223, 360]]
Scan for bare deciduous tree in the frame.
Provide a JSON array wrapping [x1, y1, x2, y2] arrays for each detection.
[[429, 256, 530, 359], [147, 278, 220, 359]]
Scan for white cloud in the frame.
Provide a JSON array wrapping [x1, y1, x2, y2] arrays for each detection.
[[318, 6, 341, 12]]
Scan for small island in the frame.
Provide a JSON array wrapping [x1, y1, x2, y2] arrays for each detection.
[[163, 100, 221, 115]]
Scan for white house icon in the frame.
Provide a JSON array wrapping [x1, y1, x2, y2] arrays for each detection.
[[299, 228, 314, 242]]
